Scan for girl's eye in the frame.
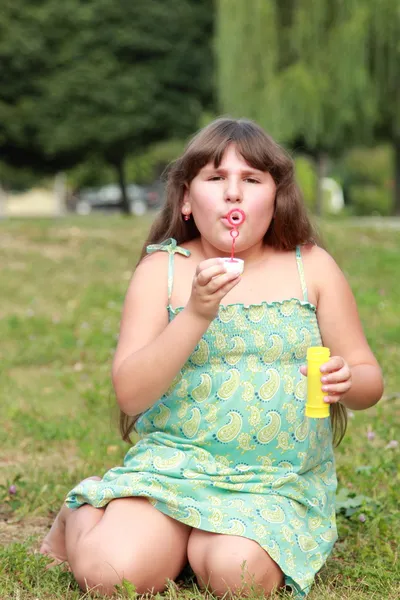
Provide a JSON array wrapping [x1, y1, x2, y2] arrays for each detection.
[[207, 176, 260, 183]]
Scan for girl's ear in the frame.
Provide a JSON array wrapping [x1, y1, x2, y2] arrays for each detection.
[[181, 202, 191, 218], [182, 185, 191, 214]]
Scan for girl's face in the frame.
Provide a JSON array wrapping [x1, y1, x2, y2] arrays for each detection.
[[183, 143, 276, 256]]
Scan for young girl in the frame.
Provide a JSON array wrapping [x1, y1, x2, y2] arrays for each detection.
[[41, 118, 383, 598]]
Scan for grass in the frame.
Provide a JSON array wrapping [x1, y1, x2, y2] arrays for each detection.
[[0, 214, 399, 600]]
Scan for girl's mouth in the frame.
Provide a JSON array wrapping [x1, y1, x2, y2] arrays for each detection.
[[226, 208, 246, 227]]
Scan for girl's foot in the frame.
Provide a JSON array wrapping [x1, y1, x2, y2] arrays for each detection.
[[39, 476, 101, 567]]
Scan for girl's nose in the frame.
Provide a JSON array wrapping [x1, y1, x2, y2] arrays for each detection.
[[224, 180, 242, 203]]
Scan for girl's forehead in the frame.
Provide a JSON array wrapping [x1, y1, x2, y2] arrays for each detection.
[[203, 144, 254, 170]]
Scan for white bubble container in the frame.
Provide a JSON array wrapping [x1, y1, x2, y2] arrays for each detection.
[[221, 257, 244, 275]]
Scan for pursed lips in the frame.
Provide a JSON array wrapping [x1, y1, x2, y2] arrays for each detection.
[[221, 214, 244, 223]]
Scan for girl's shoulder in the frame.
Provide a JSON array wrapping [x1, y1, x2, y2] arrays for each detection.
[[267, 243, 337, 274], [140, 238, 191, 267], [300, 243, 340, 274], [300, 244, 347, 303]]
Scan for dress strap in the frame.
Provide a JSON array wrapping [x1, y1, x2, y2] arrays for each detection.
[[295, 246, 308, 302], [146, 238, 190, 304]]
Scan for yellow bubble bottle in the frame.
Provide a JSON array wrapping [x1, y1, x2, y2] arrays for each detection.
[[305, 347, 331, 418]]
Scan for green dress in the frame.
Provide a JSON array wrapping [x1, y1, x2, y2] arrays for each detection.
[[66, 238, 337, 598]]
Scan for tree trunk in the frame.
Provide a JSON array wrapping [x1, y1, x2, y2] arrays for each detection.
[[0, 184, 6, 219], [53, 172, 66, 216], [115, 158, 130, 215], [315, 152, 328, 217], [394, 137, 400, 216]]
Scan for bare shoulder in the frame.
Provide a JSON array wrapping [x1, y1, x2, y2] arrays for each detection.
[[135, 248, 169, 276], [304, 244, 379, 367], [300, 243, 338, 271], [124, 252, 166, 304], [300, 244, 344, 299]]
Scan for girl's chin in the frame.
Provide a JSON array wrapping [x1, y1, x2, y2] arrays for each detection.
[[214, 239, 247, 255], [200, 229, 252, 255]]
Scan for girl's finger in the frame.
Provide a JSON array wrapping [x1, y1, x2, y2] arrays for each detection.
[[213, 273, 241, 298], [321, 380, 351, 395], [206, 271, 240, 294], [196, 258, 225, 275], [323, 394, 342, 404], [320, 356, 346, 374], [321, 366, 351, 385], [197, 263, 227, 286]]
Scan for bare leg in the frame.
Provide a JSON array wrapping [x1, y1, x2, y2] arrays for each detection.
[[65, 497, 191, 595], [40, 476, 102, 566], [188, 530, 284, 598], [41, 480, 192, 595]]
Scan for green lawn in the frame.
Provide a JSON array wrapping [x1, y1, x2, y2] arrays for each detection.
[[0, 215, 399, 600]]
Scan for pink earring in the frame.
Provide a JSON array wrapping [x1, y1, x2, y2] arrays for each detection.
[[184, 214, 191, 221]]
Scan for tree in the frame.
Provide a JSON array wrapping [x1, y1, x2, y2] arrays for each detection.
[[0, 2, 85, 175], [215, 1, 396, 214], [366, 0, 400, 214], [0, 0, 214, 211]]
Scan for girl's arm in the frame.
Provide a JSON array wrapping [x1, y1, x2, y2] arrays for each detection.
[[304, 246, 384, 410], [112, 252, 240, 416]]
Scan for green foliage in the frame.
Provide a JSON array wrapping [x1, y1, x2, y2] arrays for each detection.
[[55, 137, 187, 190], [216, 0, 279, 132], [114, 580, 138, 599], [216, 1, 377, 150], [0, 161, 45, 191], [126, 139, 186, 184], [350, 186, 391, 216], [335, 145, 393, 215], [367, 0, 400, 138], [0, 543, 77, 596], [294, 155, 317, 210], [215, 0, 400, 213], [67, 156, 116, 189], [343, 145, 393, 187], [0, 0, 214, 173], [335, 487, 378, 519]]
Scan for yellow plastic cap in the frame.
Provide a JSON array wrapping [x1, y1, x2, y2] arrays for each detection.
[[307, 347, 330, 361]]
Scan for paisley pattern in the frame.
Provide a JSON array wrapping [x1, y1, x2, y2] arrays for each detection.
[[66, 241, 337, 599]]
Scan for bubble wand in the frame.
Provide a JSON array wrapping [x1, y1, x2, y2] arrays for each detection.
[[221, 208, 246, 274], [227, 209, 245, 259]]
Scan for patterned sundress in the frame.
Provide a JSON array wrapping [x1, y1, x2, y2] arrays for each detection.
[[66, 238, 338, 598]]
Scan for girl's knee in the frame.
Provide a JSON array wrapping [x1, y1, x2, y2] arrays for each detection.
[[73, 551, 169, 596], [189, 533, 283, 597], [69, 498, 190, 595], [203, 560, 283, 597], [203, 561, 282, 598]]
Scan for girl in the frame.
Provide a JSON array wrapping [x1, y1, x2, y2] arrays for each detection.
[[41, 118, 383, 598]]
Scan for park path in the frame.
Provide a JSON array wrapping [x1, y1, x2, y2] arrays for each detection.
[[342, 217, 400, 229]]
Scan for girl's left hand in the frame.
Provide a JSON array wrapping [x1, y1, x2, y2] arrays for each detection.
[[300, 356, 352, 404]]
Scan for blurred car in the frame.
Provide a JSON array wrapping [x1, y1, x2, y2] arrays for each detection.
[[143, 179, 165, 209], [75, 183, 154, 215]]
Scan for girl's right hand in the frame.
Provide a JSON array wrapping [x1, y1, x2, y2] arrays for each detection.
[[186, 258, 241, 321]]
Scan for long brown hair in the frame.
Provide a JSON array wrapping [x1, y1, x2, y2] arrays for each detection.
[[120, 117, 347, 445]]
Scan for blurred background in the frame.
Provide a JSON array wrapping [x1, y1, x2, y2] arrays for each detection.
[[0, 0, 399, 219]]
